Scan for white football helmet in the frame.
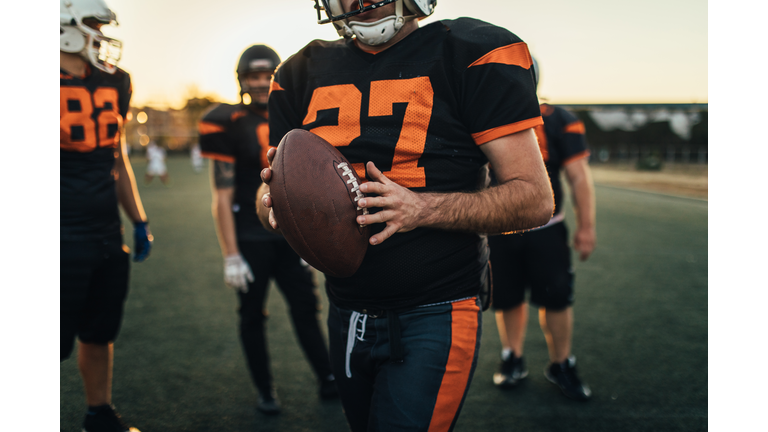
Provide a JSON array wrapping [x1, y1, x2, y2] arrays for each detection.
[[313, 0, 436, 46], [60, 0, 122, 74]]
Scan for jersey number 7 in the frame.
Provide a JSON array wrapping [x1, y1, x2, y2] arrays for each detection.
[[302, 77, 433, 188]]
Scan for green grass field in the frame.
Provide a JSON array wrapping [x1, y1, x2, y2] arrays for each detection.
[[60, 156, 708, 432]]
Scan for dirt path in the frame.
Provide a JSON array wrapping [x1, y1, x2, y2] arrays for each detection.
[[589, 164, 708, 200]]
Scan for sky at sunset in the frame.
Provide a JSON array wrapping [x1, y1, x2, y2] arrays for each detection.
[[101, 0, 708, 109]]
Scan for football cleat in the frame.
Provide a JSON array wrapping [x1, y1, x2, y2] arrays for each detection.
[[493, 353, 528, 389], [82, 404, 140, 432], [544, 355, 592, 400], [319, 374, 340, 400]]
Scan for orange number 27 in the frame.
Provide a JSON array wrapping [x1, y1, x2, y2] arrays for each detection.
[[302, 77, 434, 188]]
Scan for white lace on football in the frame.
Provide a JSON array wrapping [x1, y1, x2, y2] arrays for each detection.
[[337, 163, 369, 215]]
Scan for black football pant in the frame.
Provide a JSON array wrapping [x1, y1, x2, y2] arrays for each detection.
[[237, 240, 333, 399]]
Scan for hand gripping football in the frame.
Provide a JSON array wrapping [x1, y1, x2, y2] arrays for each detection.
[[270, 129, 370, 278]]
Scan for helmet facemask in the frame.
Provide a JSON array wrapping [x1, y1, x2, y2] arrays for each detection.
[[313, 0, 436, 46], [61, 0, 122, 74]]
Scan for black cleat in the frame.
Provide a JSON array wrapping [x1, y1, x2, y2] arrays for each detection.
[[257, 391, 281, 415], [493, 353, 528, 389], [319, 375, 339, 400], [82, 404, 140, 432], [544, 355, 592, 400]]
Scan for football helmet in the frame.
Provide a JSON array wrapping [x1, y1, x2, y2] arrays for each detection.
[[60, 0, 122, 74], [236, 45, 281, 108], [313, 0, 436, 46]]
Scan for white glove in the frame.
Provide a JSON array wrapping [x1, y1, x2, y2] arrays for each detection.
[[224, 254, 254, 293]]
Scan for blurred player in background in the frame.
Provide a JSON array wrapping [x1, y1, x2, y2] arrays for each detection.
[[257, 1, 553, 430], [190, 141, 204, 173], [60, 0, 152, 431], [490, 57, 596, 400], [143, 140, 169, 185], [199, 44, 338, 415]]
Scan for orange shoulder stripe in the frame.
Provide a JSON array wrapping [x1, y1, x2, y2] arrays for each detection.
[[198, 121, 225, 135], [427, 298, 480, 432], [200, 151, 235, 163], [563, 150, 590, 166], [269, 80, 285, 92], [230, 110, 247, 122], [468, 42, 533, 69], [472, 116, 543, 145], [563, 120, 586, 135]]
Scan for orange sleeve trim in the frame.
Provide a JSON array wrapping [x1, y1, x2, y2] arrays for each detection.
[[468, 42, 533, 69], [201, 151, 235, 163], [472, 116, 544, 145], [427, 298, 480, 432], [563, 120, 586, 135], [563, 150, 590, 166], [269, 80, 285, 92], [198, 121, 225, 135]]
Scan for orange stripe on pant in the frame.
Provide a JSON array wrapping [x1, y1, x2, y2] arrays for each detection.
[[428, 298, 480, 432]]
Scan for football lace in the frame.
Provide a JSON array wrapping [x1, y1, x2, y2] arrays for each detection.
[[337, 162, 369, 216]]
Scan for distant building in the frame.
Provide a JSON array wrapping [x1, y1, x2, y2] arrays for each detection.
[[126, 97, 217, 153], [559, 104, 707, 164]]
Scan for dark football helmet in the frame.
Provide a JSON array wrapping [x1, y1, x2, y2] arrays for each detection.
[[236, 45, 281, 108], [313, 0, 436, 46]]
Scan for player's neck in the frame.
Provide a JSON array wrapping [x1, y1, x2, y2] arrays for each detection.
[[354, 19, 419, 54], [60, 52, 89, 78]]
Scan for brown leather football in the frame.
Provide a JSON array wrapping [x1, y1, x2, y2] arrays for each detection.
[[270, 129, 370, 278]]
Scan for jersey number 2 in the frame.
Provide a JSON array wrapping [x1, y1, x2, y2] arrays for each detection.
[[302, 77, 434, 188], [60, 86, 122, 152]]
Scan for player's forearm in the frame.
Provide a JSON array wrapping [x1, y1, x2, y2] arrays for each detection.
[[566, 161, 596, 230], [115, 146, 148, 223], [418, 177, 553, 234], [211, 189, 240, 257]]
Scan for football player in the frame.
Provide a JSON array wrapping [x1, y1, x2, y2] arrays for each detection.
[[257, 1, 554, 430], [490, 57, 596, 400], [143, 140, 169, 185], [60, 0, 151, 431], [198, 44, 338, 415]]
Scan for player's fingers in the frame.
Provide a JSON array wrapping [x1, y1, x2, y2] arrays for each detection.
[[359, 180, 391, 196], [266, 147, 276, 165], [357, 209, 396, 226], [357, 195, 391, 210], [369, 222, 400, 245], [262, 192, 273, 208], [365, 161, 394, 186], [268, 209, 280, 229], [261, 167, 273, 183]]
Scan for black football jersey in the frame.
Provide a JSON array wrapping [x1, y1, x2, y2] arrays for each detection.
[[269, 18, 542, 310], [199, 103, 281, 241], [534, 104, 589, 215], [60, 66, 131, 241]]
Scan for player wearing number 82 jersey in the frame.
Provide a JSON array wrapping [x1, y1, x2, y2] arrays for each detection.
[[60, 67, 131, 239]]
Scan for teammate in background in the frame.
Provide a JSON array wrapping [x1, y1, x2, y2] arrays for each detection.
[[60, 1, 152, 431], [199, 45, 338, 415], [257, 1, 553, 430], [144, 140, 169, 185], [190, 141, 204, 173], [490, 58, 596, 400]]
